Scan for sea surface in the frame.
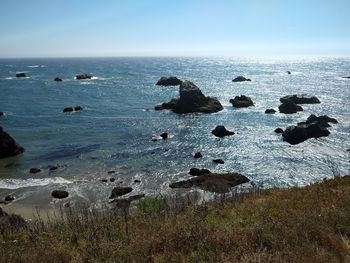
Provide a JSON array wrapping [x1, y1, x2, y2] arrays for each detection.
[[0, 57, 349, 213]]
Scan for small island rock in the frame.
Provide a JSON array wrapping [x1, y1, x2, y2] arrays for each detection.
[[0, 127, 25, 159], [265, 109, 276, 114], [51, 190, 69, 199], [76, 74, 92, 80], [211, 126, 235, 138], [229, 95, 254, 108], [232, 76, 251, 82], [278, 100, 303, 114], [280, 95, 320, 104]]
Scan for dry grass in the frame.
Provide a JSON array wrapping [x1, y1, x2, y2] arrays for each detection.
[[1, 176, 350, 263]]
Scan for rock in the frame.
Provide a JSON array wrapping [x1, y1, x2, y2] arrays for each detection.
[[156, 76, 182, 86], [160, 132, 168, 140], [108, 170, 115, 174], [4, 195, 15, 202], [0, 112, 4, 116], [229, 95, 254, 108], [51, 190, 69, 199], [134, 179, 141, 183], [29, 168, 41, 174], [280, 95, 320, 104], [0, 127, 25, 159], [109, 187, 133, 199], [16, 72, 27, 78], [110, 178, 116, 182], [274, 128, 284, 134], [169, 172, 249, 193], [278, 99, 303, 114], [101, 179, 108, 183], [63, 107, 74, 113], [232, 76, 251, 82], [286, 71, 291, 74], [76, 74, 92, 80], [282, 114, 337, 145], [48, 165, 58, 171], [154, 81, 223, 114], [54, 77, 62, 82], [342, 77, 350, 79], [189, 168, 212, 176], [194, 152, 203, 159], [211, 126, 235, 138], [213, 159, 225, 164], [265, 109, 276, 114], [74, 106, 83, 111]]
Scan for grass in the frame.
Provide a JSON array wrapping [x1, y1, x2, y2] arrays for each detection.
[[1, 175, 350, 262]]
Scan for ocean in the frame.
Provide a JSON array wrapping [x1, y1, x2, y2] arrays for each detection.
[[0, 57, 349, 212]]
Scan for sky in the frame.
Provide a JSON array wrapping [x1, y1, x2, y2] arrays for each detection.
[[0, 0, 349, 58]]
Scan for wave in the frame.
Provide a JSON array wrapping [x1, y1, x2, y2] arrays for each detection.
[[0, 177, 72, 189], [27, 65, 46, 68]]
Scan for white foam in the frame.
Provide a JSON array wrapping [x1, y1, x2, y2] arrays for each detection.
[[0, 177, 72, 189], [27, 65, 46, 68]]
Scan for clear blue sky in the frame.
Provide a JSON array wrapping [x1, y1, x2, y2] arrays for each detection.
[[0, 0, 349, 58]]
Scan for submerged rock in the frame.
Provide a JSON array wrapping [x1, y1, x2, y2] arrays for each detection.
[[0, 112, 4, 116], [29, 168, 41, 174], [265, 109, 276, 114], [193, 152, 203, 159], [169, 172, 249, 193], [286, 71, 291, 74], [63, 106, 83, 113], [280, 95, 320, 104], [51, 190, 69, 199], [160, 132, 168, 140], [232, 76, 251, 82], [229, 95, 254, 108], [109, 187, 133, 199], [155, 81, 223, 114], [16, 72, 27, 78], [0, 127, 25, 159], [211, 126, 235, 138], [213, 159, 225, 164], [4, 195, 15, 202], [156, 76, 182, 86], [189, 168, 212, 176], [278, 99, 303, 114], [54, 77, 63, 82], [74, 106, 83, 111], [76, 74, 92, 80], [282, 114, 337, 145]]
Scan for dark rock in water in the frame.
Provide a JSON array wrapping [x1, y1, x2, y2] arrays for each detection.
[[194, 152, 203, 159], [169, 172, 249, 193], [134, 179, 141, 183], [280, 95, 320, 104], [155, 81, 223, 114], [48, 165, 58, 171], [232, 76, 251, 82], [74, 106, 83, 111], [16, 72, 27, 78], [51, 190, 69, 199], [156, 76, 182, 86], [229, 95, 254, 108], [63, 107, 74, 113], [342, 77, 350, 79], [286, 71, 291, 74], [110, 178, 116, 182], [160, 132, 168, 140], [54, 77, 62, 82], [278, 99, 303, 114], [189, 168, 212, 176], [265, 109, 276, 114], [211, 126, 235, 138], [0, 127, 25, 159], [29, 168, 41, 174], [213, 159, 225, 164], [40, 144, 100, 162], [274, 128, 284, 134], [0, 112, 4, 116], [109, 187, 133, 199], [108, 170, 115, 174], [282, 114, 337, 145], [101, 179, 108, 183], [76, 74, 92, 80], [4, 195, 15, 202]]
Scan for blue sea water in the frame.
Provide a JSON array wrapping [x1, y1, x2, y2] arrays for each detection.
[[0, 57, 349, 211]]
